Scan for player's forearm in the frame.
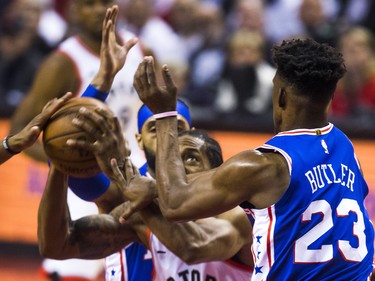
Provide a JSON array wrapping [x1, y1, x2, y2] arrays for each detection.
[[140, 202, 238, 264], [155, 118, 191, 221], [140, 202, 208, 263], [68, 214, 139, 259], [38, 166, 73, 258], [10, 116, 48, 162], [90, 69, 114, 93], [0, 137, 15, 164]]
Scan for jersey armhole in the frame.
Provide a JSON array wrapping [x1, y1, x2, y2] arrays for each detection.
[[257, 145, 292, 175]]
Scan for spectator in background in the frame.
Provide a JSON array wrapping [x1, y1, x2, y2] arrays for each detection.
[[361, 0, 375, 36], [182, 2, 227, 116], [330, 26, 375, 133], [215, 30, 275, 119], [37, 0, 68, 47], [227, 0, 273, 63], [298, 0, 337, 46], [0, 0, 53, 117], [165, 0, 202, 60], [264, 0, 338, 45], [120, 0, 186, 65]]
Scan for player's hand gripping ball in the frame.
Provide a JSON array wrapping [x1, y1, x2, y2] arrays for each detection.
[[43, 97, 113, 178]]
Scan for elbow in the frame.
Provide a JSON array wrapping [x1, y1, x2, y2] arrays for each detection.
[[178, 243, 205, 264], [158, 195, 192, 222], [38, 242, 62, 260], [179, 252, 200, 265]]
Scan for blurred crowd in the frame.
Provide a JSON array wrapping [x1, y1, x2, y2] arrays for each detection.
[[1, 0, 375, 138]]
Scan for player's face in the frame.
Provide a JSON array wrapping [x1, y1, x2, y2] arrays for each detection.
[[75, 0, 115, 39], [136, 115, 191, 163], [178, 134, 213, 174]]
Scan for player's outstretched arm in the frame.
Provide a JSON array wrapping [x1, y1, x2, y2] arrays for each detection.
[[0, 92, 72, 165], [67, 4, 139, 197], [38, 164, 140, 260], [90, 5, 138, 94], [139, 202, 253, 265], [133, 56, 290, 221], [109, 165, 253, 265]]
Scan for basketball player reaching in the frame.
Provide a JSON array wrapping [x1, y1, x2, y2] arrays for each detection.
[[65, 100, 193, 281], [9, 1, 144, 280], [38, 112, 253, 280], [0, 92, 72, 165], [116, 39, 375, 280]]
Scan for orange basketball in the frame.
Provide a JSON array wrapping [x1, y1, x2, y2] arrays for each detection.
[[43, 97, 113, 178]]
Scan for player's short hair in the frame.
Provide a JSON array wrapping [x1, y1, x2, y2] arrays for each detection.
[[272, 38, 346, 102], [179, 129, 223, 168]]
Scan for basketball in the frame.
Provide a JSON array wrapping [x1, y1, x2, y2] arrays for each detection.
[[43, 97, 113, 178]]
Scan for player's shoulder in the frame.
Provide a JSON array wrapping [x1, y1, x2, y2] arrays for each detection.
[[29, 48, 79, 97], [39, 47, 77, 73], [224, 149, 283, 172]]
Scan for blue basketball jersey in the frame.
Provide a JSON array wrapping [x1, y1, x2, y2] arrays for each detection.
[[248, 123, 374, 280], [105, 242, 153, 281], [125, 163, 153, 280], [125, 242, 153, 281], [105, 163, 153, 281]]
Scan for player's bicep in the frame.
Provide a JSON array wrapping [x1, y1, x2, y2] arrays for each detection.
[[11, 53, 78, 132], [217, 150, 290, 209], [30, 52, 78, 100]]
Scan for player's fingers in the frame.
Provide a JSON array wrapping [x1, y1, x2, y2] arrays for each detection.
[[66, 138, 96, 153], [103, 20, 111, 45], [112, 116, 121, 134], [76, 106, 105, 128], [72, 112, 104, 140], [134, 59, 148, 96], [103, 7, 111, 36], [124, 37, 138, 53], [162, 64, 177, 94], [140, 58, 150, 88], [124, 157, 134, 183], [111, 5, 119, 26], [132, 161, 140, 176], [94, 107, 115, 134], [30, 93, 73, 130], [111, 158, 126, 185], [146, 56, 157, 87], [42, 92, 73, 114], [119, 202, 136, 222]]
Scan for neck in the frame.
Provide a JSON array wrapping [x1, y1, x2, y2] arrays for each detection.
[[280, 95, 329, 132], [78, 33, 102, 55]]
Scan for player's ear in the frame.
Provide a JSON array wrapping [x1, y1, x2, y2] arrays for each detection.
[[278, 88, 287, 109], [135, 133, 143, 150]]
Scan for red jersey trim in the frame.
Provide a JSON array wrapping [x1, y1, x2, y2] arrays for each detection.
[[276, 123, 333, 136]]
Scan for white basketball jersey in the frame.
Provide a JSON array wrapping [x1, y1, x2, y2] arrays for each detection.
[[149, 231, 253, 281], [57, 30, 145, 166]]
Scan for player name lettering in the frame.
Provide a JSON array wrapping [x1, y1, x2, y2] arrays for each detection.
[[305, 163, 355, 194], [167, 269, 216, 281]]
